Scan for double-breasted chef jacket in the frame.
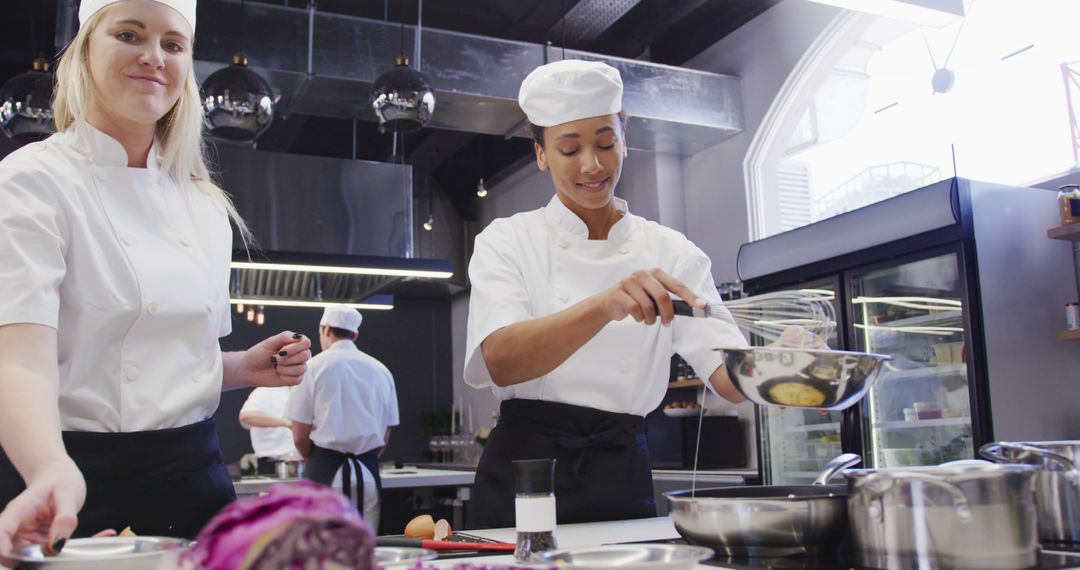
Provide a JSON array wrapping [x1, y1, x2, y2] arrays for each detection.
[[464, 194, 747, 413], [463, 194, 747, 528], [0, 121, 235, 537], [0, 121, 232, 431]]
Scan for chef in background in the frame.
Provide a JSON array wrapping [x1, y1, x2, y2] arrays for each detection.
[[239, 387, 302, 475], [287, 305, 399, 532], [0, 0, 311, 555], [463, 60, 749, 529]]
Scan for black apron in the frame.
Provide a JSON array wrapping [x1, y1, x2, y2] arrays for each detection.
[[303, 444, 381, 518], [0, 418, 235, 539], [468, 399, 656, 529]]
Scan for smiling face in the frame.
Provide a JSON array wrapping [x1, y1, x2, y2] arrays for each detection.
[[86, 0, 192, 132], [535, 113, 627, 218]]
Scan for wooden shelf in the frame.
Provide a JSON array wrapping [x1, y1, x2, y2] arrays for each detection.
[[1047, 224, 1080, 241], [1060, 329, 1080, 341], [668, 378, 704, 389]]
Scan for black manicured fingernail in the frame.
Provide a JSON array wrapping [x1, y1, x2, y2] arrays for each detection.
[[278, 350, 287, 357], [52, 537, 66, 553], [270, 356, 278, 365], [292, 333, 302, 339]]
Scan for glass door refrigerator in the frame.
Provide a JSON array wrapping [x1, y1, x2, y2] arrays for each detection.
[[739, 178, 1080, 479]]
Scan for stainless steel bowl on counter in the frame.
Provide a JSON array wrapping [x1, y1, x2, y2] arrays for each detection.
[[536, 544, 714, 570], [666, 454, 860, 557], [844, 462, 1040, 570], [2, 536, 191, 570], [718, 347, 891, 410], [980, 440, 1080, 545]]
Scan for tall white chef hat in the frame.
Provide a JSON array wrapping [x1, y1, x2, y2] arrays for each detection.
[[320, 304, 363, 334], [518, 59, 623, 128], [79, 0, 197, 33]]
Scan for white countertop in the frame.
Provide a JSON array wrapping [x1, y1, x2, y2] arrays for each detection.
[[234, 467, 475, 495], [418, 517, 728, 569]]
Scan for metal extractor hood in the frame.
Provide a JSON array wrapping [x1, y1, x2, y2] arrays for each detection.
[[184, 1, 744, 155]]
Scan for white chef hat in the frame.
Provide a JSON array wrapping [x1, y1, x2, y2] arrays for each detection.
[[79, 0, 197, 33], [518, 59, 623, 128], [320, 304, 363, 333]]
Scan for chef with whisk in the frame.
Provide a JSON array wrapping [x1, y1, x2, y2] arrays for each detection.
[[463, 60, 750, 529]]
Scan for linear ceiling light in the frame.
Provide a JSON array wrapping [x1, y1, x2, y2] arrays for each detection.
[[230, 251, 454, 280], [804, 0, 963, 28], [231, 261, 452, 279], [230, 296, 394, 310]]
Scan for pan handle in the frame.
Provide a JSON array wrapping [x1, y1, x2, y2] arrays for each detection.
[[813, 453, 861, 485], [856, 471, 973, 523], [980, 442, 1079, 487]]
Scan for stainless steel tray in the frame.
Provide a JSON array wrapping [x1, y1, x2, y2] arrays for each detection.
[[2, 536, 191, 569], [374, 546, 437, 567], [537, 544, 714, 569]]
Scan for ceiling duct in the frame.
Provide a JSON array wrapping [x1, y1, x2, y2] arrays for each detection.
[[52, 1, 744, 155], [555, 0, 643, 47], [217, 145, 456, 305]]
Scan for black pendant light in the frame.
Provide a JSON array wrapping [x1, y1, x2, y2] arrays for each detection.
[[371, 0, 435, 133], [0, 57, 55, 143], [200, 0, 274, 141]]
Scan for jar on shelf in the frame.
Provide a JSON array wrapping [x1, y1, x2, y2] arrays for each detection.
[[1057, 184, 1080, 225]]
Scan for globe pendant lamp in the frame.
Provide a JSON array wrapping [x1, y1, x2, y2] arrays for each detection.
[[201, 52, 275, 141], [371, 52, 435, 133], [0, 57, 55, 143]]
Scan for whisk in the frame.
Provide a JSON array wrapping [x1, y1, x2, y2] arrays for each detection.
[[671, 289, 836, 343]]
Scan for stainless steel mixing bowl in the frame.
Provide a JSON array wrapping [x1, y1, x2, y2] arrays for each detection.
[[719, 347, 891, 410]]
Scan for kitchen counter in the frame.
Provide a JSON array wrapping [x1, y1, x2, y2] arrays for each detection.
[[233, 467, 475, 496], [418, 517, 724, 568], [412, 464, 758, 480]]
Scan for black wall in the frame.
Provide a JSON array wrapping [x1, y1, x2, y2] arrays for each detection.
[[216, 297, 453, 466]]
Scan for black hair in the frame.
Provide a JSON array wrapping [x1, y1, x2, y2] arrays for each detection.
[[530, 109, 628, 148], [327, 326, 357, 340]]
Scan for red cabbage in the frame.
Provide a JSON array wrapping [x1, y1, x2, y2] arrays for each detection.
[[183, 480, 375, 570]]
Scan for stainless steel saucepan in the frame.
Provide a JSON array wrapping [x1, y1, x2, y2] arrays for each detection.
[[980, 440, 1080, 545], [844, 462, 1039, 570], [666, 453, 861, 557]]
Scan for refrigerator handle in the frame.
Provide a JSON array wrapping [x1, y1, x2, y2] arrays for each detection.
[[841, 404, 863, 457]]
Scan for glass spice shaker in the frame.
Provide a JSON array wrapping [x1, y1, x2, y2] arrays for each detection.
[[512, 458, 557, 561]]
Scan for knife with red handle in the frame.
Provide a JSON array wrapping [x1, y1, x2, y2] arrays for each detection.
[[375, 537, 515, 551]]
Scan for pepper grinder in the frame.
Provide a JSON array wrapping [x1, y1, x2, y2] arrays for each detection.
[[512, 458, 557, 561]]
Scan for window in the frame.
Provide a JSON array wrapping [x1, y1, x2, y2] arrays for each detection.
[[748, 0, 1079, 239]]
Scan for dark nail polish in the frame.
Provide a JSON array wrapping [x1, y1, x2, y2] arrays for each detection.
[[270, 356, 278, 365], [292, 333, 302, 339], [278, 350, 287, 357], [52, 537, 66, 553]]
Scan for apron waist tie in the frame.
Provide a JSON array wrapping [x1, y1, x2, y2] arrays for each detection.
[[305, 445, 381, 517], [554, 422, 639, 482]]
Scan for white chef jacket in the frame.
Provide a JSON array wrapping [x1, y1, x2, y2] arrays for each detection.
[[0, 122, 232, 432], [464, 195, 748, 417], [284, 341, 399, 456], [240, 387, 301, 460]]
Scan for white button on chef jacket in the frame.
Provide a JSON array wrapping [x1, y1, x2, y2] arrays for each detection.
[[464, 195, 748, 417], [0, 122, 233, 432]]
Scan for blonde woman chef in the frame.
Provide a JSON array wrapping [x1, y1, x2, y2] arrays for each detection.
[[0, 0, 311, 554], [464, 60, 749, 528]]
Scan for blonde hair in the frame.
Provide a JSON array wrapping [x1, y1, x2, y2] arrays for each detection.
[[53, 5, 252, 243]]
